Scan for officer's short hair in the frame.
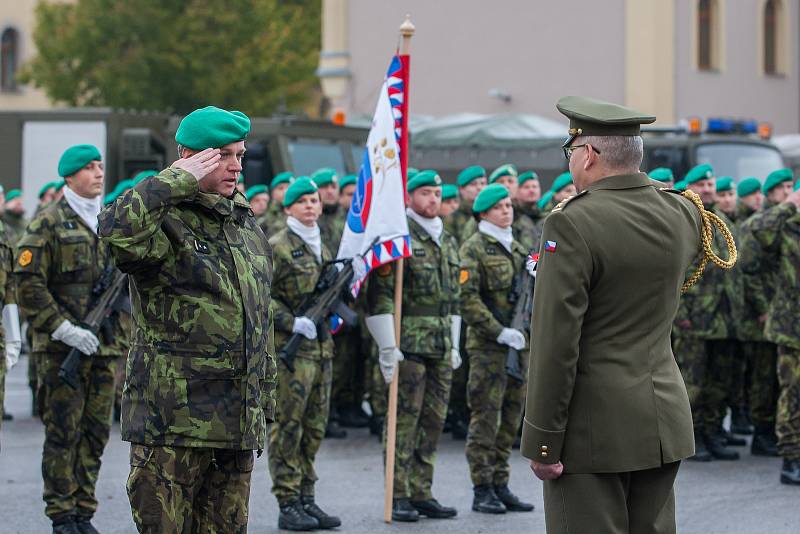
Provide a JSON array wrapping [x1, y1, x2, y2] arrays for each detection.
[[581, 135, 644, 171]]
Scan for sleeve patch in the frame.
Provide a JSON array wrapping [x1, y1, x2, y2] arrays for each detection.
[[376, 264, 393, 277], [18, 249, 33, 267], [459, 269, 469, 284]]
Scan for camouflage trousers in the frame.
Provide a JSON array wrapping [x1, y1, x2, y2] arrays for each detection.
[[114, 354, 126, 416], [268, 357, 332, 504], [727, 341, 748, 410], [776, 346, 800, 460], [367, 348, 387, 418], [331, 325, 365, 408], [38, 351, 116, 521], [465, 349, 526, 487], [674, 338, 736, 434], [448, 328, 470, 426], [742, 341, 779, 429], [126, 444, 254, 533], [391, 356, 452, 500]]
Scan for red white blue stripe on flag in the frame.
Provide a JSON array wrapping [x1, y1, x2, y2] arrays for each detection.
[[545, 240, 557, 252]]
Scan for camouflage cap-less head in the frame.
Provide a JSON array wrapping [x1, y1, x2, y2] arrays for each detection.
[[442, 184, 458, 200], [457, 166, 486, 187], [716, 176, 734, 193], [489, 164, 518, 184], [175, 106, 251, 150], [270, 172, 295, 191], [737, 177, 761, 198], [245, 184, 269, 201], [518, 171, 539, 185], [311, 167, 339, 187], [473, 183, 510, 213], [5, 189, 21, 202], [763, 168, 794, 194], [648, 167, 674, 182], [58, 144, 102, 178], [339, 174, 357, 188], [557, 96, 656, 147], [282, 176, 318, 207], [551, 172, 573, 194], [684, 163, 714, 184], [407, 170, 442, 193]]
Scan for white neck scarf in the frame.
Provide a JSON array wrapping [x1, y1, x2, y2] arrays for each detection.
[[478, 220, 514, 253], [286, 216, 322, 263], [63, 186, 102, 235], [406, 208, 443, 246]]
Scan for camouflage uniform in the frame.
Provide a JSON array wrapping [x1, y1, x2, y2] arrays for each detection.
[[98, 168, 277, 532], [0, 218, 16, 440], [745, 202, 800, 459], [368, 218, 460, 499], [511, 201, 542, 254], [673, 206, 743, 437], [15, 197, 120, 523], [267, 228, 335, 503], [2, 210, 28, 245], [259, 202, 288, 238], [445, 204, 477, 246], [459, 231, 528, 486]]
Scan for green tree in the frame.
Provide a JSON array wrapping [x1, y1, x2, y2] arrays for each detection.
[[19, 0, 321, 115]]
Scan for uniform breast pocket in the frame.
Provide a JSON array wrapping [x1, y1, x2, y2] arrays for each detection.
[[484, 259, 512, 291], [291, 261, 318, 299], [55, 233, 92, 274], [410, 260, 438, 295]]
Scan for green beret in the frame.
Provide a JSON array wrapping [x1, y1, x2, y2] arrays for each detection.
[[282, 177, 318, 207], [58, 144, 102, 178], [795, 180, 800, 192], [339, 174, 357, 188], [648, 167, 674, 182], [311, 168, 339, 187], [407, 170, 442, 193], [245, 184, 269, 201], [473, 183, 509, 213], [117, 179, 135, 193], [518, 171, 539, 185], [407, 168, 420, 180], [132, 170, 158, 185], [551, 172, 573, 194], [457, 166, 486, 187], [763, 168, 794, 194], [537, 190, 554, 210], [716, 177, 734, 193], [270, 172, 295, 190], [175, 106, 250, 150], [5, 189, 21, 202], [674, 180, 688, 191], [489, 164, 518, 184], [556, 95, 656, 147], [442, 184, 458, 200], [38, 181, 57, 199], [736, 177, 761, 197], [54, 179, 65, 191], [103, 192, 117, 205], [684, 164, 714, 184]]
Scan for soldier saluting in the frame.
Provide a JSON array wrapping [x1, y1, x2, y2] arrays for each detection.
[[99, 106, 277, 533]]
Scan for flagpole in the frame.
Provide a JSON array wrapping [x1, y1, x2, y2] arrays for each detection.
[[384, 14, 414, 524]]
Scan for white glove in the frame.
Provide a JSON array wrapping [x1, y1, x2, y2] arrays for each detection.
[[3, 304, 21, 369], [497, 327, 526, 350], [450, 315, 462, 370], [366, 314, 404, 383], [350, 255, 368, 286], [51, 319, 100, 356], [292, 316, 318, 340], [526, 254, 538, 278]]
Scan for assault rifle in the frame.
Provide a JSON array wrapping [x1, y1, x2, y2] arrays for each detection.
[[58, 268, 128, 389], [278, 258, 360, 373], [506, 258, 535, 382]]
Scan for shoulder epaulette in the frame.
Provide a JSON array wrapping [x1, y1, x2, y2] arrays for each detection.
[[658, 187, 684, 196], [551, 190, 588, 213]]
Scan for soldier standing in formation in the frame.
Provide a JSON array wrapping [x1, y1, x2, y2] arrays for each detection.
[[99, 106, 277, 532], [648, 167, 675, 188], [512, 171, 543, 253], [3, 189, 28, 244], [0, 213, 21, 442], [459, 183, 534, 514], [367, 170, 461, 521], [439, 184, 460, 218], [245, 184, 270, 218], [16, 144, 118, 534], [260, 171, 295, 237], [446, 165, 486, 244]]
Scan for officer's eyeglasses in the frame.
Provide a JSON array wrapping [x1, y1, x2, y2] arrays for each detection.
[[563, 144, 601, 161]]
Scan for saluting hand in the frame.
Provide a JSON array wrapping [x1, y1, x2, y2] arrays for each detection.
[[784, 188, 800, 208], [530, 460, 564, 481], [172, 148, 221, 181]]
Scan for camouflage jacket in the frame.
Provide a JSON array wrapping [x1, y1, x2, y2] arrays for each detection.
[[368, 218, 460, 358], [445, 204, 477, 246], [737, 204, 774, 341], [318, 204, 346, 254], [675, 206, 744, 339], [512, 201, 542, 254], [0, 218, 16, 365], [459, 231, 528, 354], [258, 203, 288, 238], [98, 168, 276, 450], [268, 227, 335, 361], [746, 202, 800, 349], [15, 196, 120, 355], [2, 211, 27, 246]]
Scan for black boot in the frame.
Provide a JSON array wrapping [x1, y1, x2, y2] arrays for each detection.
[[52, 516, 81, 534], [689, 431, 712, 462], [730, 408, 754, 435], [706, 433, 740, 460], [751, 427, 779, 457], [324, 419, 347, 439], [2, 411, 12, 421], [368, 415, 384, 438], [718, 428, 746, 447], [780, 459, 800, 486], [410, 498, 457, 519], [494, 484, 534, 512], [301, 495, 341, 529], [472, 484, 506, 514], [391, 498, 420, 522], [338, 405, 369, 428], [278, 499, 319, 531], [74, 516, 101, 534]]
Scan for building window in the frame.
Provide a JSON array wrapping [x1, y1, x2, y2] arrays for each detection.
[[1, 27, 19, 92], [763, 0, 785, 75], [697, 0, 719, 71]]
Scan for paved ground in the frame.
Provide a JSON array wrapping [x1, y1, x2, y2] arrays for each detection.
[[1, 357, 797, 533]]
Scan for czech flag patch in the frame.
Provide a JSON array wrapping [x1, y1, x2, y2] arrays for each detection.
[[544, 240, 557, 253]]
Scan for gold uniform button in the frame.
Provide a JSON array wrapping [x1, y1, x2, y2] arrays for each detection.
[[541, 445, 548, 452], [541, 451, 548, 458]]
